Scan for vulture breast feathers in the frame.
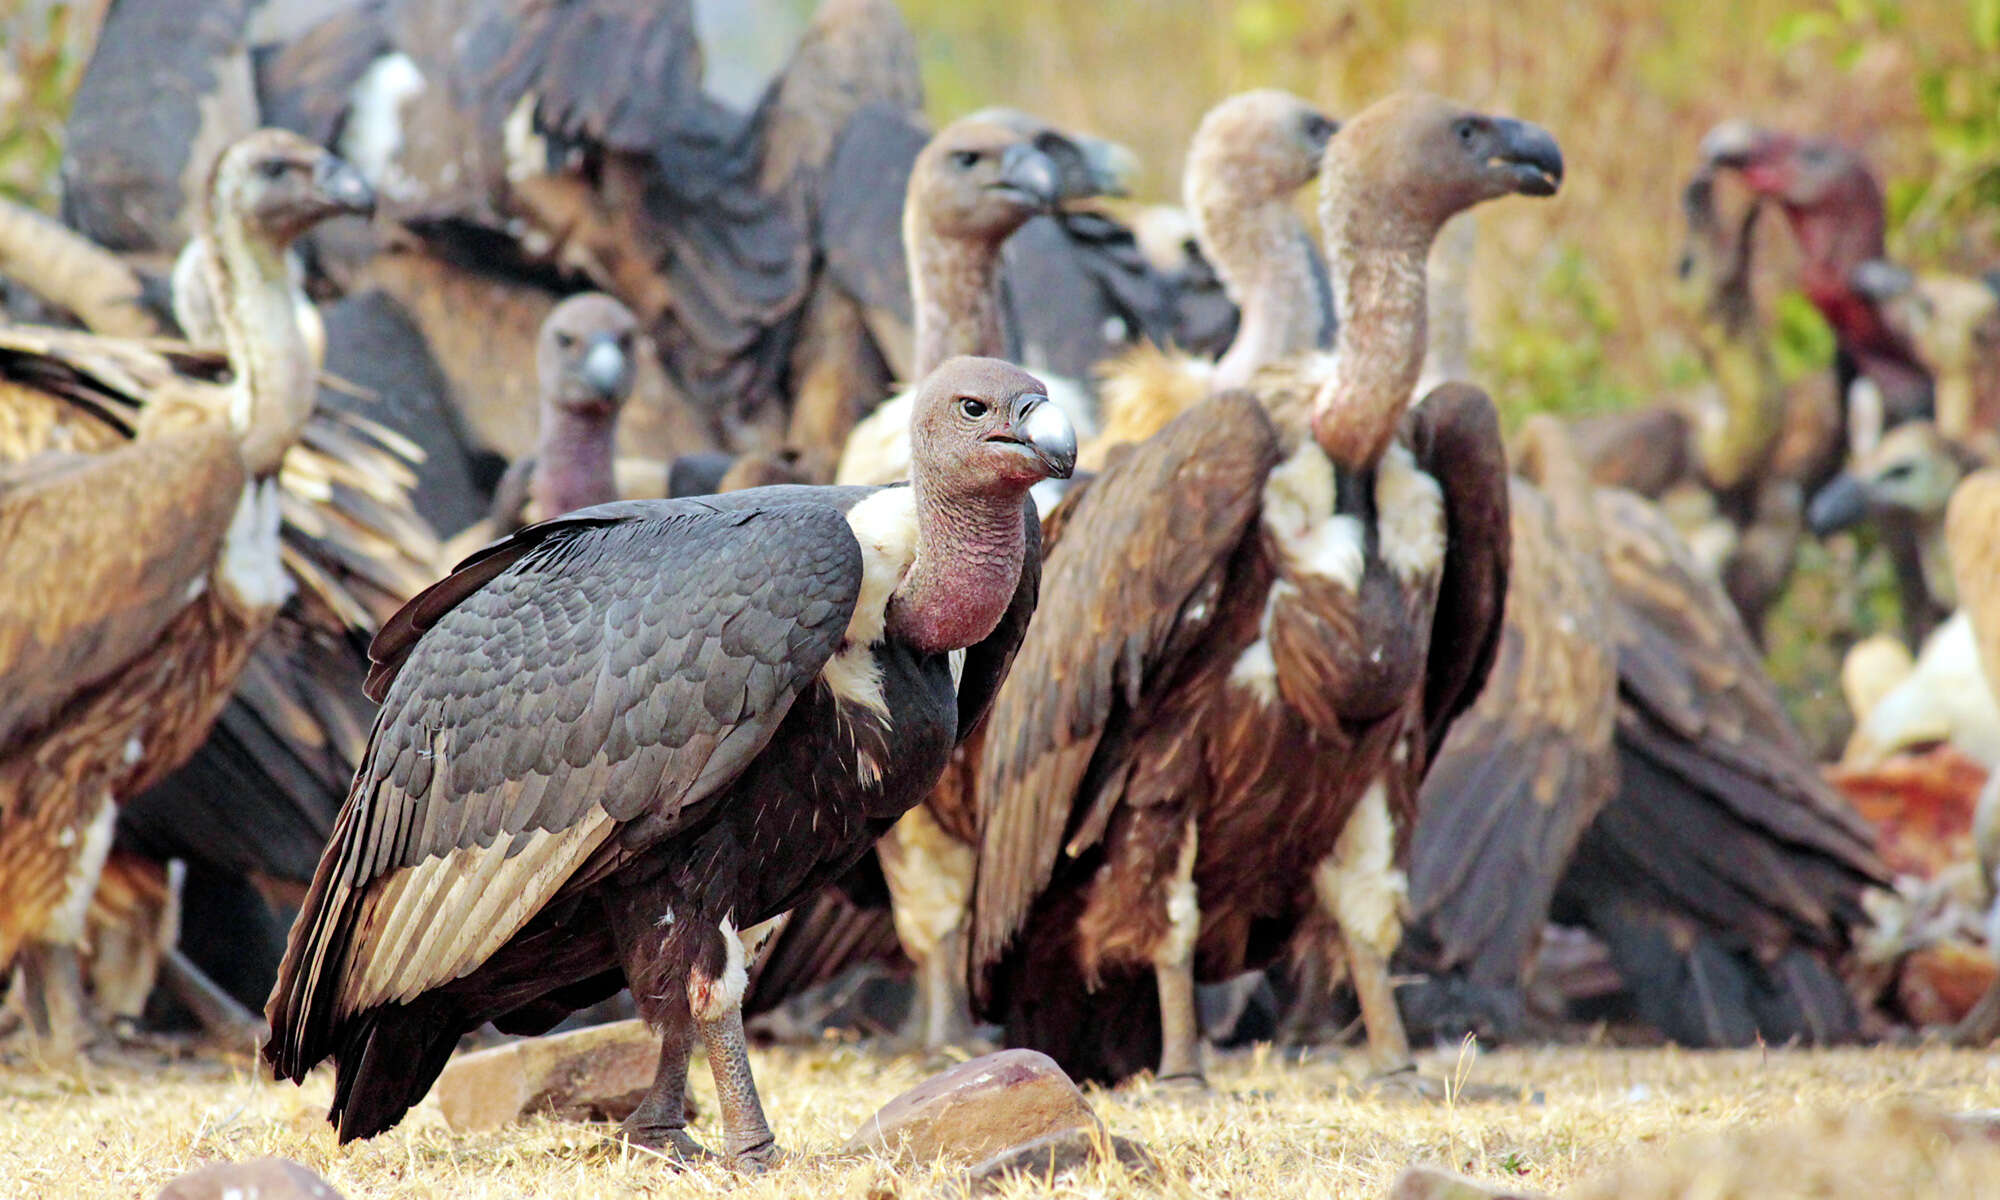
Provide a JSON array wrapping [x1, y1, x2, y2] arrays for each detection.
[[268, 485, 1042, 1135]]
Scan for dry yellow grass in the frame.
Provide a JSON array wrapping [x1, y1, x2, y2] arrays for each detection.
[[5, 1039, 2000, 1198]]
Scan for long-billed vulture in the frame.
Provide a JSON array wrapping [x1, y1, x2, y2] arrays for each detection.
[[963, 92, 1559, 1088], [750, 90, 1335, 1053], [264, 357, 1077, 1162], [0, 130, 375, 1059]]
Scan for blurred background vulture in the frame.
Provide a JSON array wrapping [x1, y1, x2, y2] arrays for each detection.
[[0, 130, 377, 1059], [964, 92, 1559, 1088]]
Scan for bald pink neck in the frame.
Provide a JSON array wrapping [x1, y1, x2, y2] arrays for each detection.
[[1313, 206, 1432, 470], [887, 478, 1027, 655], [531, 403, 618, 519], [910, 230, 1008, 376], [1201, 197, 1320, 393]]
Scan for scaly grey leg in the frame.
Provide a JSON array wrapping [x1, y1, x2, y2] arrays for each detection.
[[622, 1014, 711, 1163], [698, 1004, 778, 1168]]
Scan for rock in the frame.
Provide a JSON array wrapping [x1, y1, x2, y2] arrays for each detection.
[[436, 1018, 667, 1133], [841, 1049, 1100, 1167], [155, 1158, 344, 1200], [1388, 1165, 1545, 1200], [962, 1128, 1157, 1193]]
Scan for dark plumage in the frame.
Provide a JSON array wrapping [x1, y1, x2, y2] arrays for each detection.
[[966, 93, 1559, 1087], [265, 357, 1075, 1163]]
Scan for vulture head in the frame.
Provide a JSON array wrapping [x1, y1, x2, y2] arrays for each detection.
[[892, 355, 1075, 655], [1186, 89, 1336, 219], [909, 117, 1064, 243], [538, 292, 638, 419], [1321, 91, 1562, 244], [1700, 122, 1877, 217], [208, 128, 375, 248], [910, 354, 1076, 494], [1851, 260, 2000, 444], [1312, 92, 1561, 470], [963, 106, 1140, 202], [1807, 420, 1966, 536]]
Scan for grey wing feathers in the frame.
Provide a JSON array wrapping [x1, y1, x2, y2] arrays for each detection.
[[270, 500, 861, 1072], [969, 392, 1278, 990]]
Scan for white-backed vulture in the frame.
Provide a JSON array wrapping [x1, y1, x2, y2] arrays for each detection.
[[965, 92, 1559, 1087], [264, 357, 1076, 1164], [0, 130, 375, 1059]]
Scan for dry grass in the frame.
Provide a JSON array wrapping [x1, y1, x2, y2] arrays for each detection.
[[5, 1038, 2000, 1198]]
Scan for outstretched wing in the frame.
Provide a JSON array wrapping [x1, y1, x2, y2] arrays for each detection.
[[969, 392, 1278, 998], [267, 498, 861, 1079]]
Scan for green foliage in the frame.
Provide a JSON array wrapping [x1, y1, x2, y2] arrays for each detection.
[[0, 2, 86, 211], [1481, 247, 1639, 426], [1771, 289, 1837, 386]]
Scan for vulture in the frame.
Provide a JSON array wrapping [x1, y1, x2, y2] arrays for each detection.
[[0, 130, 376, 1059], [441, 293, 641, 563], [1851, 261, 2000, 456], [752, 89, 1336, 1053], [264, 357, 1078, 1162], [1403, 418, 1889, 1047], [1808, 419, 1984, 623], [965, 92, 1560, 1088], [1699, 121, 1941, 643]]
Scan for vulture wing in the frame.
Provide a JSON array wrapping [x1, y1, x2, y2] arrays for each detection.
[[0, 428, 245, 756], [969, 393, 1278, 992], [269, 498, 862, 1078], [1407, 383, 1512, 766], [1407, 474, 1617, 985]]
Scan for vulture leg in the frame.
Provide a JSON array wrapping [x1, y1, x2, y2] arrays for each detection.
[[878, 806, 976, 1051], [1153, 821, 1206, 1088], [915, 925, 974, 1051], [1314, 782, 1415, 1076], [620, 1016, 710, 1163], [16, 942, 88, 1064], [697, 1005, 778, 1167]]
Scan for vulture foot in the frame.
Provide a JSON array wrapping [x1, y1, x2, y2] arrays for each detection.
[[1133, 1072, 1216, 1106], [1359, 1065, 1523, 1105], [617, 1120, 716, 1167], [14, 942, 92, 1067]]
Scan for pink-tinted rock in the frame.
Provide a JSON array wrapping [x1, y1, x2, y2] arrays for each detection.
[[155, 1158, 343, 1200], [962, 1127, 1157, 1192], [436, 1018, 663, 1132], [842, 1049, 1099, 1167]]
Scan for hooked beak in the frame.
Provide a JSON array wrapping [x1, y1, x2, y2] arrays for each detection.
[[1043, 130, 1140, 201], [1807, 472, 1869, 536], [312, 154, 377, 218], [577, 332, 631, 402], [1698, 119, 1770, 170], [992, 143, 1061, 213], [1491, 117, 1563, 197], [1850, 258, 1914, 304], [989, 392, 1077, 479]]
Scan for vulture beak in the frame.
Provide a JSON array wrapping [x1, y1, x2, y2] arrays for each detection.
[[1491, 118, 1563, 197], [578, 332, 631, 402], [993, 144, 1062, 212], [1060, 131, 1142, 200], [313, 155, 377, 218], [989, 392, 1077, 479], [1807, 472, 1870, 536], [1850, 259, 1915, 304]]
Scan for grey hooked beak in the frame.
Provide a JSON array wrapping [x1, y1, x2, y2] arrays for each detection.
[[1699, 119, 1769, 169], [1807, 472, 1869, 536], [578, 332, 631, 401], [994, 143, 1061, 213], [1038, 130, 1139, 201], [1850, 258, 1915, 304], [312, 154, 376, 218], [1492, 117, 1563, 197], [998, 392, 1077, 479]]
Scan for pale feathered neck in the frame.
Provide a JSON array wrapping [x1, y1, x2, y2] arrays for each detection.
[[207, 207, 316, 477], [906, 209, 1008, 376], [1195, 188, 1320, 393]]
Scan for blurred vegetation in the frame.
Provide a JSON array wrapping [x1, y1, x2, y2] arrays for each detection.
[[0, 0, 95, 210]]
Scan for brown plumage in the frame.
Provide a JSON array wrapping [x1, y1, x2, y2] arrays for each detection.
[[966, 93, 1559, 1086], [0, 130, 375, 1059], [264, 357, 1075, 1162], [1943, 469, 2000, 1044]]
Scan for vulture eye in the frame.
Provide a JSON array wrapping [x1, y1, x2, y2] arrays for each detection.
[[958, 396, 989, 419], [1454, 119, 1479, 145], [951, 149, 982, 169], [555, 331, 576, 350], [1879, 462, 1916, 483], [258, 159, 291, 181], [1304, 114, 1334, 142]]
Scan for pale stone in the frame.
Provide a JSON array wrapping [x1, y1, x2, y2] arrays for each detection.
[[841, 1049, 1099, 1167], [155, 1158, 343, 1200]]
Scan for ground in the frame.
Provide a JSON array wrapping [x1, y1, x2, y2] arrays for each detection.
[[3, 1039, 1999, 1198]]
